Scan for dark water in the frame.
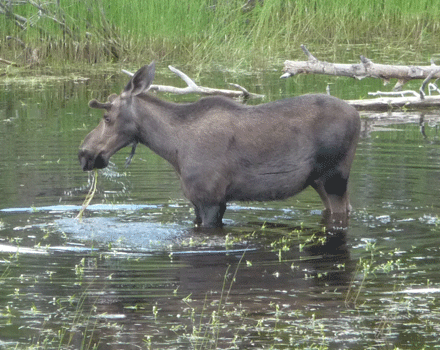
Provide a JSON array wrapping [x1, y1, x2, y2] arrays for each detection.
[[1, 66, 440, 349]]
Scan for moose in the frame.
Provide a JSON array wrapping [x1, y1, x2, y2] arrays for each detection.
[[79, 62, 361, 228]]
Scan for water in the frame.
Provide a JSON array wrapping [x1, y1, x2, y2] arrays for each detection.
[[1, 65, 440, 349]]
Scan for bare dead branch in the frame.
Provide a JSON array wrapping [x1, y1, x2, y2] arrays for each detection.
[[368, 91, 419, 98], [429, 83, 440, 95], [122, 66, 264, 99], [347, 95, 440, 111], [300, 44, 318, 62], [419, 68, 440, 100], [360, 67, 440, 108], [0, 2, 27, 29], [27, 0, 75, 39]]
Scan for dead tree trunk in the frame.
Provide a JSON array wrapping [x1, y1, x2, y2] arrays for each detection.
[[282, 45, 440, 91]]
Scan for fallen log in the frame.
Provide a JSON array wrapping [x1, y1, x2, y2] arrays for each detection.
[[122, 65, 264, 100], [347, 95, 440, 111], [282, 45, 440, 91]]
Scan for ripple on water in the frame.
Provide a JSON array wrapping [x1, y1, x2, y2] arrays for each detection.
[[56, 216, 185, 250]]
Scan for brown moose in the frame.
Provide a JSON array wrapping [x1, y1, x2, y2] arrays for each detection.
[[79, 62, 360, 228]]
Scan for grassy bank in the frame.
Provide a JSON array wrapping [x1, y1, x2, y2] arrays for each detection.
[[1, 0, 440, 69]]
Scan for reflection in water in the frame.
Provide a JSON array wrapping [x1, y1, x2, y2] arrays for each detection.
[[38, 216, 355, 349], [360, 111, 440, 139]]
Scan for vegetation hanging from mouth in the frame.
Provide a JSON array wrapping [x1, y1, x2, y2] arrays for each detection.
[[77, 168, 98, 221], [125, 141, 138, 168]]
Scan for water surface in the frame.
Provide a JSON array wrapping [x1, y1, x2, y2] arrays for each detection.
[[1, 66, 440, 349]]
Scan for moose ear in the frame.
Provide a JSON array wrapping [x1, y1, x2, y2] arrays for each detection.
[[123, 61, 155, 97], [89, 99, 112, 110]]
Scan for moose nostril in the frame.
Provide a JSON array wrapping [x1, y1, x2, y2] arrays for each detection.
[[78, 149, 88, 161], [78, 149, 108, 170], [79, 158, 87, 171], [78, 149, 87, 157], [78, 149, 93, 171]]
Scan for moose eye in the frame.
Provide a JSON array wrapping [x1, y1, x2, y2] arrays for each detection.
[[103, 115, 111, 123]]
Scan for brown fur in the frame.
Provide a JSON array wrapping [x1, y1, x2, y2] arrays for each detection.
[[79, 62, 361, 227]]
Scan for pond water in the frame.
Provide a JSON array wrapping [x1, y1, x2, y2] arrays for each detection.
[[1, 65, 440, 349]]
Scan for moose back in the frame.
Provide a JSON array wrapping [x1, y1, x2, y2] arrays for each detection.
[[78, 62, 361, 228]]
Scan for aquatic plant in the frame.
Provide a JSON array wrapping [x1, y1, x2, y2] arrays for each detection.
[[77, 169, 98, 221], [181, 252, 246, 349]]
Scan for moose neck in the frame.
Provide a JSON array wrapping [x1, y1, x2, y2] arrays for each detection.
[[132, 93, 183, 171]]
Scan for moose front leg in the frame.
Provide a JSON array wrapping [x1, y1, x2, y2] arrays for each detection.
[[311, 172, 351, 214], [193, 202, 226, 228]]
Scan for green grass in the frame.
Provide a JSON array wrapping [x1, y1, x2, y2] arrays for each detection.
[[1, 0, 440, 68]]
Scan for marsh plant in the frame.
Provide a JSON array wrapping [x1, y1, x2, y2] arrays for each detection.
[[179, 253, 246, 349], [1, 0, 440, 67], [345, 240, 405, 308]]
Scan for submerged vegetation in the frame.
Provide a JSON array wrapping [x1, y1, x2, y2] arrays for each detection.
[[1, 0, 440, 69]]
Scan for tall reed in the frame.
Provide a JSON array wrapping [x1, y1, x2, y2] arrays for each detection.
[[1, 0, 439, 67]]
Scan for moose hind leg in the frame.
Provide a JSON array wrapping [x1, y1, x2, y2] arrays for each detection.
[[193, 202, 226, 228], [312, 171, 350, 214], [193, 206, 202, 226]]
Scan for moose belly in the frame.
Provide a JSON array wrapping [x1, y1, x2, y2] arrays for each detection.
[[226, 163, 313, 202]]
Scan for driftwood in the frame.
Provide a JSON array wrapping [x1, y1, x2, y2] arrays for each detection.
[[345, 71, 440, 110], [349, 81, 440, 111], [347, 95, 440, 111], [282, 45, 440, 91], [122, 66, 264, 100], [281, 45, 440, 110]]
